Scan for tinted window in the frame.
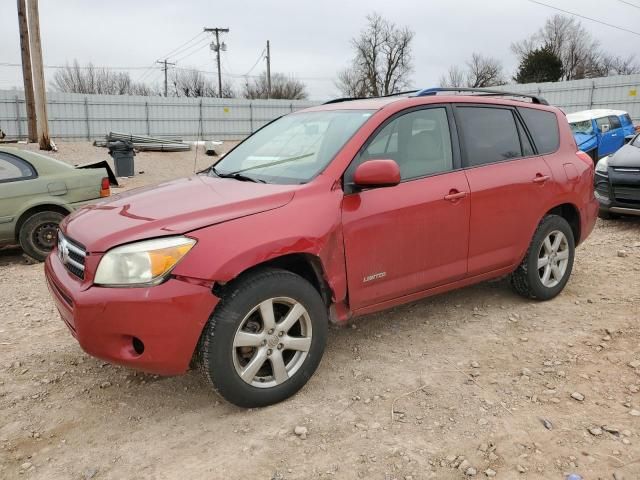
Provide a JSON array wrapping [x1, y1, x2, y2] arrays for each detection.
[[457, 107, 522, 166], [355, 107, 453, 180], [608, 115, 622, 129], [0, 153, 36, 182], [519, 107, 560, 154], [622, 114, 632, 125], [515, 117, 535, 157]]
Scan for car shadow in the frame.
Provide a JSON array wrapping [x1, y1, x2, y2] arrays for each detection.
[[0, 245, 36, 267]]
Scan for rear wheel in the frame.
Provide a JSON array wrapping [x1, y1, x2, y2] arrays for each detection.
[[198, 268, 328, 407], [18, 211, 65, 261], [510, 215, 575, 300]]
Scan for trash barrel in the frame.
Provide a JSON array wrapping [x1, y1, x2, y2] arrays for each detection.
[[107, 140, 135, 177]]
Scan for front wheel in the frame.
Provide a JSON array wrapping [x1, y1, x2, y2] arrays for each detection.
[[198, 268, 328, 408], [510, 215, 575, 300]]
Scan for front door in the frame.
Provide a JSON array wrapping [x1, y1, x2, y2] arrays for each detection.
[[597, 116, 624, 157], [0, 152, 39, 242], [342, 106, 470, 310]]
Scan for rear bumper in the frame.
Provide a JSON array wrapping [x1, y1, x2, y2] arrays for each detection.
[[44, 251, 219, 375]]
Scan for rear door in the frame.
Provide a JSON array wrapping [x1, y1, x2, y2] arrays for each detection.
[[342, 105, 470, 310], [454, 105, 555, 276]]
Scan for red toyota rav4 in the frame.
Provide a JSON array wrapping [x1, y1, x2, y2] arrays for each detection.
[[45, 88, 598, 407]]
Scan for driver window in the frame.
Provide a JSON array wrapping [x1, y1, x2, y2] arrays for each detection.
[[354, 108, 453, 181]]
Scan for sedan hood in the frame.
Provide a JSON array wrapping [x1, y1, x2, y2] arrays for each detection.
[[62, 175, 297, 252], [609, 144, 640, 168]]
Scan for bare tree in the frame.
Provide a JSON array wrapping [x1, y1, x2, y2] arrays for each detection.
[[439, 65, 465, 88], [51, 60, 157, 95], [440, 53, 506, 88], [336, 12, 414, 97], [595, 54, 640, 76], [243, 72, 308, 100], [466, 53, 506, 87], [171, 69, 235, 98], [511, 15, 601, 80]]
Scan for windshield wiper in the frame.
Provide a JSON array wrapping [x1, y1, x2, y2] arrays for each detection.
[[211, 166, 265, 183], [223, 152, 315, 176]]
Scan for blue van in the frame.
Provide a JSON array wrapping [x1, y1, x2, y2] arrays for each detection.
[[567, 109, 635, 162]]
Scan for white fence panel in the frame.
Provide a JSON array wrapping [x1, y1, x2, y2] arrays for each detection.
[[0, 90, 319, 141]]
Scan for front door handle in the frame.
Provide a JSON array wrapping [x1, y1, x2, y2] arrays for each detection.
[[444, 190, 468, 201], [532, 174, 550, 184]]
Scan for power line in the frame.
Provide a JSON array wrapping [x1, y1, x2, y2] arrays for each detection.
[[617, 0, 640, 9], [243, 48, 266, 77], [159, 31, 207, 59], [526, 0, 640, 36], [173, 38, 212, 63]]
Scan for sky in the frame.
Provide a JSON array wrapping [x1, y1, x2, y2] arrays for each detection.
[[1, 0, 639, 100]]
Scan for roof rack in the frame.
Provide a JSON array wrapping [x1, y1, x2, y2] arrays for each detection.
[[412, 87, 549, 105], [322, 90, 419, 105]]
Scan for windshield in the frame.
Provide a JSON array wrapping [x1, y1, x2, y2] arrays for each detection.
[[570, 120, 594, 135], [211, 110, 374, 184], [633, 134, 640, 148]]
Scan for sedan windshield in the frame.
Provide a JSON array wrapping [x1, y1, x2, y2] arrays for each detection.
[[211, 110, 374, 184]]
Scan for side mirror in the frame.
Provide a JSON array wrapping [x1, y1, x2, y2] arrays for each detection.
[[601, 124, 610, 133], [353, 159, 401, 188]]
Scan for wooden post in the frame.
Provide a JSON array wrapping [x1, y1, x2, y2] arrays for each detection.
[[26, 0, 51, 150], [17, 0, 37, 142]]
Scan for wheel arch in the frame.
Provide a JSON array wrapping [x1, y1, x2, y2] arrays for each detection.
[[14, 203, 71, 241], [545, 203, 581, 245], [213, 252, 334, 307]]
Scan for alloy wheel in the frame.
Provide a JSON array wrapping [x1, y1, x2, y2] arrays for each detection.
[[537, 230, 569, 288], [232, 297, 312, 388]]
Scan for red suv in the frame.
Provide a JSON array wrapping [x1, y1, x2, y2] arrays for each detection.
[[45, 88, 598, 407]]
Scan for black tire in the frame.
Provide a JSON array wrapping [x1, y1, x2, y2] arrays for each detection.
[[198, 268, 328, 408], [510, 215, 575, 301], [18, 211, 65, 262], [598, 209, 619, 220]]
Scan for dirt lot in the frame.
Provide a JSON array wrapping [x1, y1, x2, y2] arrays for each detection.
[[1, 143, 639, 480]]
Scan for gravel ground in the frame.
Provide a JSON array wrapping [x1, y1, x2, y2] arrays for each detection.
[[1, 143, 640, 479]]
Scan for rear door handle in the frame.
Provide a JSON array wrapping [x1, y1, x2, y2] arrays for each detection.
[[444, 191, 468, 201], [532, 175, 550, 184]]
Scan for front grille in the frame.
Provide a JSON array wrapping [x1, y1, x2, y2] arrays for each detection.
[[614, 185, 640, 205], [57, 231, 86, 279]]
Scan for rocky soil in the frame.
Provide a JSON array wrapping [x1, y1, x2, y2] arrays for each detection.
[[1, 143, 639, 479]]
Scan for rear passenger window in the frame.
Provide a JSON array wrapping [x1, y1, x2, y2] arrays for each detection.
[[518, 107, 560, 154], [515, 117, 535, 157], [0, 153, 36, 183], [456, 107, 522, 166], [608, 115, 622, 129]]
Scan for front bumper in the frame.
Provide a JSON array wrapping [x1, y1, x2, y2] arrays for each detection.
[[44, 249, 219, 375], [595, 170, 640, 216]]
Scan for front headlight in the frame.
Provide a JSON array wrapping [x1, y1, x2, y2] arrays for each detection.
[[595, 156, 609, 175], [94, 236, 196, 286]]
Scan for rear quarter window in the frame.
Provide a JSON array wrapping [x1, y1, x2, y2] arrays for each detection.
[[518, 107, 560, 154]]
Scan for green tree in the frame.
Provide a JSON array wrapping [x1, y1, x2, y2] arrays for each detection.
[[514, 45, 563, 84]]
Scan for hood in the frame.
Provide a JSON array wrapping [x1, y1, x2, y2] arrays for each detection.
[[62, 175, 297, 252], [609, 144, 640, 168]]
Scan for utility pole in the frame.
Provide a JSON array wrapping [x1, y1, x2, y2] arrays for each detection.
[[204, 27, 229, 98], [156, 59, 175, 97], [26, 0, 51, 150], [17, 0, 37, 142], [266, 40, 271, 99]]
